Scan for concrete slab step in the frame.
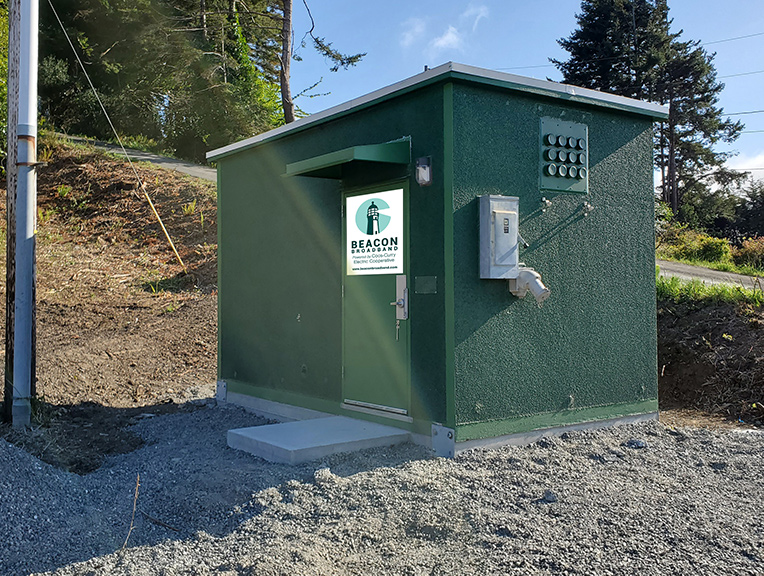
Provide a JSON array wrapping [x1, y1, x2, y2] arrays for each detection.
[[228, 416, 411, 464]]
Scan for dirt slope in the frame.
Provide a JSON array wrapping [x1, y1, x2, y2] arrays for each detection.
[[1, 137, 218, 472], [658, 301, 763, 427]]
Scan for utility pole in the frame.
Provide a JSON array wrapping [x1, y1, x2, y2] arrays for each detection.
[[4, 0, 38, 427], [3, 0, 21, 424]]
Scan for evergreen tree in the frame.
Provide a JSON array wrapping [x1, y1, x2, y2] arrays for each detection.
[[275, 0, 365, 123], [38, 0, 282, 162], [37, 0, 363, 158], [737, 180, 764, 237], [553, 0, 744, 220]]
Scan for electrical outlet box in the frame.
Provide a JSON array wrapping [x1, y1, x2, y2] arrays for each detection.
[[479, 195, 520, 279]]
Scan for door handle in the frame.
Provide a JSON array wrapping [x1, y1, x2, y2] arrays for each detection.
[[392, 275, 408, 320]]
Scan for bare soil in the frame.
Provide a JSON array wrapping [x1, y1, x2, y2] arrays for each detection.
[[0, 137, 762, 474], [657, 300, 764, 428], [1, 136, 218, 472]]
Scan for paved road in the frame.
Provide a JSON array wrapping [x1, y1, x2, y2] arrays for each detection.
[[657, 259, 761, 288], [62, 135, 217, 183]]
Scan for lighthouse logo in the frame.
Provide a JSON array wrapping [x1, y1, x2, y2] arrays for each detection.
[[355, 198, 391, 235], [346, 189, 403, 275]]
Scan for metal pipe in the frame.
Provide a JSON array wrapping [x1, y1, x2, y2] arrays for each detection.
[[18, 0, 37, 135], [12, 0, 38, 428]]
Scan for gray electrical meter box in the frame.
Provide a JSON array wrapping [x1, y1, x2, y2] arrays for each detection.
[[479, 195, 520, 279], [540, 117, 589, 194]]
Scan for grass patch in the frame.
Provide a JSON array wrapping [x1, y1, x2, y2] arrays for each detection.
[[657, 272, 764, 306], [656, 253, 764, 278], [109, 134, 174, 157]]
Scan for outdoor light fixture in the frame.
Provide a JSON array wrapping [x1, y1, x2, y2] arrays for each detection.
[[415, 156, 432, 186]]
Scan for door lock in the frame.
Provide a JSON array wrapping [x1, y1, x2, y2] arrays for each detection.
[[391, 275, 408, 320]]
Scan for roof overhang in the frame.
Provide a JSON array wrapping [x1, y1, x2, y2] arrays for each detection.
[[208, 62, 670, 162]]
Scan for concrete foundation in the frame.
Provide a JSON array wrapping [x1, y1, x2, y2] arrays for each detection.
[[224, 392, 659, 462], [228, 416, 410, 464]]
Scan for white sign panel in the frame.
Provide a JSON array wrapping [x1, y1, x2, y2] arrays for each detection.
[[346, 189, 404, 275]]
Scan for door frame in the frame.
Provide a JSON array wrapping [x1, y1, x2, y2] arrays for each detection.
[[341, 179, 411, 421]]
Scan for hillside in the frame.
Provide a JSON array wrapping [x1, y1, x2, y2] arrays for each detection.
[[658, 301, 763, 427], [1, 136, 219, 472], [0, 137, 762, 473]]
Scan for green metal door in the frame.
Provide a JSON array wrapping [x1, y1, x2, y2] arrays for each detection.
[[342, 185, 410, 419]]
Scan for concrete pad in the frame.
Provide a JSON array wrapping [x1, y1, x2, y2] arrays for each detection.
[[228, 416, 411, 464], [224, 389, 333, 422]]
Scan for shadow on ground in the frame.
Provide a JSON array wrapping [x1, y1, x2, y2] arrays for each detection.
[[1, 400, 433, 576], [1, 400, 201, 474]]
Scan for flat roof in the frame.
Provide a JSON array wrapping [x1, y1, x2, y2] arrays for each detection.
[[208, 62, 669, 161]]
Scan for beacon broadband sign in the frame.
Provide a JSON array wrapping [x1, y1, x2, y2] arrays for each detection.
[[346, 189, 403, 275]]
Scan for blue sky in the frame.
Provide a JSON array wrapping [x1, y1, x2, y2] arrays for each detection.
[[289, 0, 764, 181]]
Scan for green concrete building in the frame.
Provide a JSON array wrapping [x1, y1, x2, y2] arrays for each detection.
[[208, 62, 668, 455]]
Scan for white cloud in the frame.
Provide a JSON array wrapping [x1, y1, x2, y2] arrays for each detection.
[[461, 4, 489, 32], [400, 18, 427, 48], [727, 151, 764, 176], [408, 4, 486, 60], [726, 151, 764, 183], [430, 25, 464, 53]]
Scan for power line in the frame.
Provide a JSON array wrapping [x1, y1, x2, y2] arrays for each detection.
[[728, 110, 764, 116], [741, 130, 764, 134], [719, 69, 764, 79], [498, 54, 630, 72], [46, 0, 187, 273], [704, 31, 764, 45], [499, 31, 764, 72], [497, 64, 558, 71], [626, 68, 764, 91]]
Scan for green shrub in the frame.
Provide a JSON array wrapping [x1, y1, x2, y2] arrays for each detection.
[[657, 226, 732, 263], [694, 235, 732, 262], [655, 220, 687, 250], [733, 236, 764, 269]]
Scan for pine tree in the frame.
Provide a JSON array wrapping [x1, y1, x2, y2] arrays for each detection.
[[38, 0, 364, 158], [38, 0, 282, 162], [553, 0, 744, 219], [275, 0, 365, 123], [737, 180, 764, 237]]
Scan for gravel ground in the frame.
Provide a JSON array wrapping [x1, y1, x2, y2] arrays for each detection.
[[2, 404, 762, 576]]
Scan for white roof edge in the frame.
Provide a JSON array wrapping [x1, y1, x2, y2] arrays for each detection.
[[208, 62, 669, 160], [450, 62, 669, 117]]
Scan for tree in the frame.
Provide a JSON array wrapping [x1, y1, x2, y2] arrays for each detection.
[[737, 179, 764, 237], [279, 0, 294, 121], [553, 0, 744, 219], [159, 0, 283, 158], [38, 0, 363, 159], [274, 0, 365, 123], [38, 0, 282, 162]]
